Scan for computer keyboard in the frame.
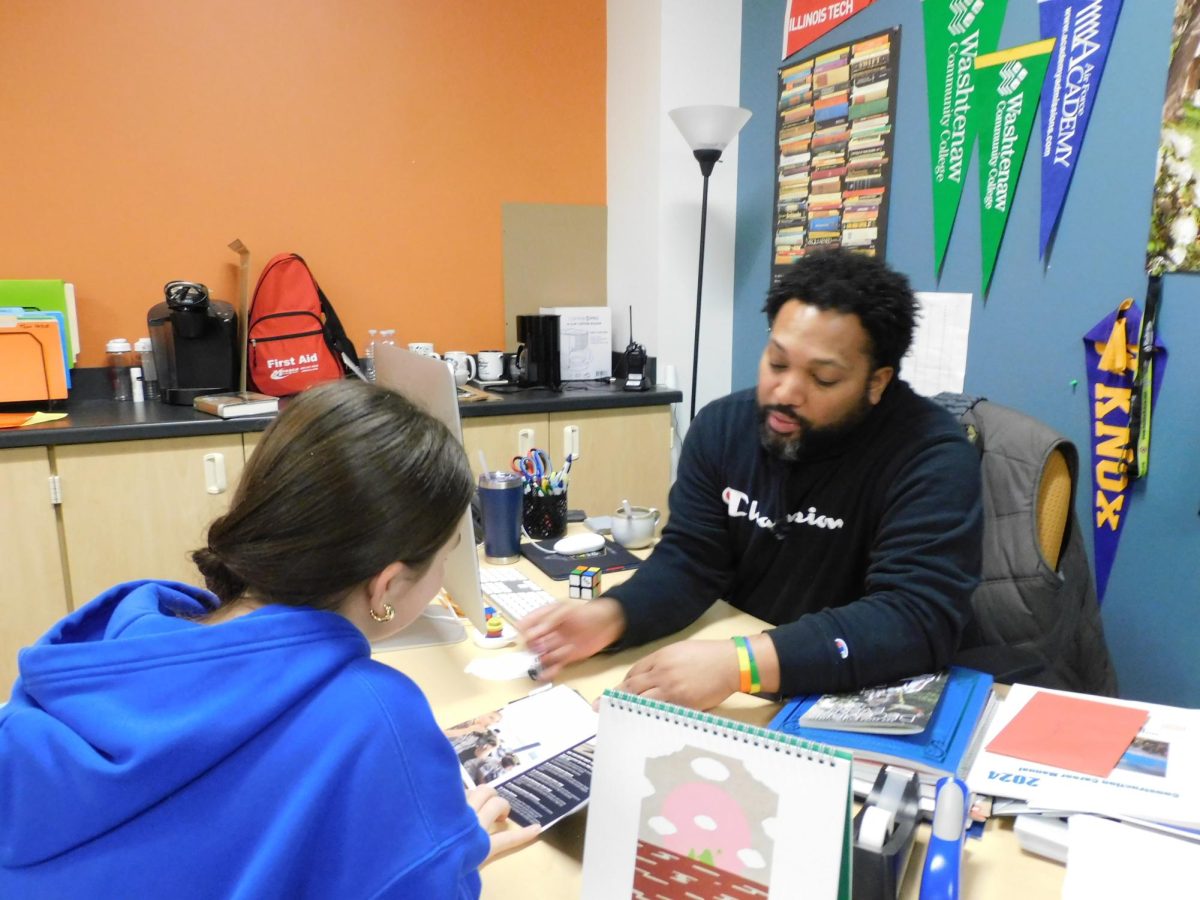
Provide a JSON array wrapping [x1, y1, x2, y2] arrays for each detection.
[[478, 564, 559, 623]]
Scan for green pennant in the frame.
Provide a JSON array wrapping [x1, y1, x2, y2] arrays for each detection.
[[975, 39, 1056, 295], [923, 0, 1009, 275]]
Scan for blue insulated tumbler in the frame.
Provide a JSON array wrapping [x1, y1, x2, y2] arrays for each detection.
[[478, 471, 524, 564]]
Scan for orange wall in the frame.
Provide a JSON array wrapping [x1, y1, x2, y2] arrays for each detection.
[[0, 1, 606, 366]]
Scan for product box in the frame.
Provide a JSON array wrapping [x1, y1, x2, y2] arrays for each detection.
[[539, 306, 611, 381]]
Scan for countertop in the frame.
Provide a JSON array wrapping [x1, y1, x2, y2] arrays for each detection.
[[0, 379, 682, 449]]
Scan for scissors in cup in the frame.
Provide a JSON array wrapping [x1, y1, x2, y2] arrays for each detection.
[[511, 448, 552, 488]]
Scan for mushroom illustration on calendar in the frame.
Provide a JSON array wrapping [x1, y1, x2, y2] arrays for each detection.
[[633, 747, 778, 897]]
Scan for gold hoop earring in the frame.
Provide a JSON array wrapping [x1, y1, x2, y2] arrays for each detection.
[[370, 603, 395, 623]]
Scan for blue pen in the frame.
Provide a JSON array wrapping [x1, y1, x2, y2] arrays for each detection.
[[919, 777, 969, 900]]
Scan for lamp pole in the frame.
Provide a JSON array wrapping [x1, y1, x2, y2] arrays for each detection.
[[668, 104, 751, 423], [690, 149, 721, 423]]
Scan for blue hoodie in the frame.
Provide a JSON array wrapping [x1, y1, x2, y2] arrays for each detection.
[[0, 581, 489, 899]]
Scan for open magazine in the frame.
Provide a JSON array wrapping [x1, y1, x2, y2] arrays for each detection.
[[442, 685, 598, 829]]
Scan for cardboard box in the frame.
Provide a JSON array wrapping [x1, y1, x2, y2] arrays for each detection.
[[539, 306, 611, 380]]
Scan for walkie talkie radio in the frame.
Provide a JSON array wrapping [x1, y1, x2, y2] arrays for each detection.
[[622, 307, 650, 391]]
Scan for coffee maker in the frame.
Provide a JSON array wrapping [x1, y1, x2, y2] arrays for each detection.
[[515, 314, 561, 390], [147, 281, 239, 405]]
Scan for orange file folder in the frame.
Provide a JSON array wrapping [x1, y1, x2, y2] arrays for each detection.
[[0, 318, 68, 402]]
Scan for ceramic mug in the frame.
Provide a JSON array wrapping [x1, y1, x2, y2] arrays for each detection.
[[444, 351, 477, 386], [611, 506, 661, 549], [407, 342, 440, 359], [476, 350, 505, 381]]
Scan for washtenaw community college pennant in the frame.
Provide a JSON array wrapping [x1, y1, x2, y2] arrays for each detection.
[[975, 39, 1056, 295], [1082, 298, 1167, 603], [783, 0, 879, 59], [923, 0, 1008, 275], [1037, 0, 1124, 258]]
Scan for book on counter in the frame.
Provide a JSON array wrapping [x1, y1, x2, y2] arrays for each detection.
[[193, 391, 279, 418], [769, 666, 996, 815], [441, 685, 597, 830], [795, 670, 949, 734]]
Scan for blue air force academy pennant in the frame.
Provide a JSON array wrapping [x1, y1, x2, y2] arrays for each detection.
[[1037, 0, 1124, 258], [1082, 299, 1167, 603]]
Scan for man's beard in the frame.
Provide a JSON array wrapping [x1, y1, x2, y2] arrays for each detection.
[[757, 391, 873, 461]]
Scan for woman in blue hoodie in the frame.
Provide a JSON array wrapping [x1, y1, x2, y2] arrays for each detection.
[[0, 380, 537, 898]]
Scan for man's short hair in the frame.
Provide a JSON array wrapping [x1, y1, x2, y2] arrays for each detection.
[[762, 248, 917, 371]]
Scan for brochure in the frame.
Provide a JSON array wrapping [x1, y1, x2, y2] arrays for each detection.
[[442, 684, 598, 829]]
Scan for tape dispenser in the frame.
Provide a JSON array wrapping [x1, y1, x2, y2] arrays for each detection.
[[851, 766, 921, 900]]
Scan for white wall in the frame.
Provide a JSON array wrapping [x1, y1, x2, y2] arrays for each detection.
[[608, 0, 746, 447]]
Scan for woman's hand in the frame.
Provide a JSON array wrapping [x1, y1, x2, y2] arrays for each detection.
[[518, 598, 627, 681], [467, 785, 540, 864]]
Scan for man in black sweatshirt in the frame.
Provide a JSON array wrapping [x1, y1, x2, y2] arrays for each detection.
[[523, 249, 982, 709]]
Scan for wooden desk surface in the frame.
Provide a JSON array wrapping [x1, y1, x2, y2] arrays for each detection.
[[372, 551, 1066, 899]]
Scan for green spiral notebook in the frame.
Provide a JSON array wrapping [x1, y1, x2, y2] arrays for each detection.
[[582, 691, 853, 900]]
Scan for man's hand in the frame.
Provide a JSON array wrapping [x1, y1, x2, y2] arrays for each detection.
[[518, 598, 627, 681], [615, 639, 743, 710], [467, 785, 540, 864]]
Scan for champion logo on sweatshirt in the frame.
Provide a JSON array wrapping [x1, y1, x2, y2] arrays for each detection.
[[721, 487, 845, 531]]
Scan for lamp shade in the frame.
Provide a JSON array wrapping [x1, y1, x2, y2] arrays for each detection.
[[668, 104, 752, 152]]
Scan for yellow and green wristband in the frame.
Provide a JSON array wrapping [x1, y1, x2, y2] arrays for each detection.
[[731, 635, 762, 694]]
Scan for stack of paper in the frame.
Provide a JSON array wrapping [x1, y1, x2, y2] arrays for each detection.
[[966, 684, 1200, 832], [1063, 815, 1200, 898]]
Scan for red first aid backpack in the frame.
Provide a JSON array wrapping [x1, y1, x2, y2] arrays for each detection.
[[246, 253, 358, 397]]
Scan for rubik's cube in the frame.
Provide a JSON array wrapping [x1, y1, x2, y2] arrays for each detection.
[[569, 566, 602, 599]]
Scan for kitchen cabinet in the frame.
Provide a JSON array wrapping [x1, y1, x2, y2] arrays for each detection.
[[462, 406, 672, 523], [460, 415, 548, 478], [0, 447, 70, 694], [55, 435, 247, 607]]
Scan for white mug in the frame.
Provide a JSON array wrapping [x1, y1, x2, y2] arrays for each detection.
[[476, 350, 505, 381], [444, 351, 477, 386], [611, 506, 661, 549], [407, 342, 440, 359]]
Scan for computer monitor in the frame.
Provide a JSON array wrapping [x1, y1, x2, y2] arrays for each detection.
[[372, 345, 487, 649]]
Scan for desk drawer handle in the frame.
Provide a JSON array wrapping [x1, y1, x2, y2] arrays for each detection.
[[203, 452, 227, 495]]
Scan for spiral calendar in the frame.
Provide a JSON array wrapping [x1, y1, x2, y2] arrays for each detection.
[[582, 690, 853, 900]]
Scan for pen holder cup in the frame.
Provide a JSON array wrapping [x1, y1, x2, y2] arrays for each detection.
[[523, 489, 568, 540]]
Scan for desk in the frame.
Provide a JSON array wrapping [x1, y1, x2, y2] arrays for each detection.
[[372, 554, 1066, 899]]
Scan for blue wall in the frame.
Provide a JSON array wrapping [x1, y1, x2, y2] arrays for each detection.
[[734, 1, 1199, 706]]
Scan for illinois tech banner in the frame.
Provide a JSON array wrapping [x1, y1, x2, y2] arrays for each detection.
[[1082, 299, 1167, 603], [782, 0, 878, 59]]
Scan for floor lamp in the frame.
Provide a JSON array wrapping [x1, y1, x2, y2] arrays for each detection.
[[668, 104, 751, 421]]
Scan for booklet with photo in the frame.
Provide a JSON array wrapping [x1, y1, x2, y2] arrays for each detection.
[[795, 670, 950, 734], [966, 683, 1200, 829], [442, 685, 598, 829]]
